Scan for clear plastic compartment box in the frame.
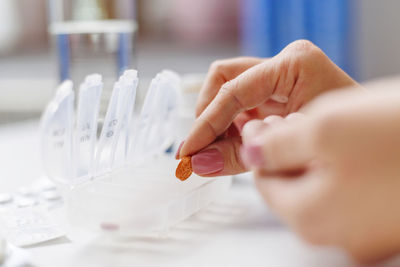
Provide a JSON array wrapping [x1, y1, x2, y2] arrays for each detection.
[[41, 70, 232, 241]]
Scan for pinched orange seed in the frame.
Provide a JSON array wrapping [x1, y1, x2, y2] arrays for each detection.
[[175, 156, 192, 181]]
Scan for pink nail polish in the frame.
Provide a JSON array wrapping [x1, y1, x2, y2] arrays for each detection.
[[192, 149, 224, 175], [175, 141, 184, 159], [240, 144, 264, 168]]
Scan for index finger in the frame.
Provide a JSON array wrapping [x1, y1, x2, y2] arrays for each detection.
[[196, 57, 264, 117], [179, 58, 282, 158]]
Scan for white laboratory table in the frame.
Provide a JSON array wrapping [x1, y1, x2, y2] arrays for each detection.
[[1, 120, 400, 267]]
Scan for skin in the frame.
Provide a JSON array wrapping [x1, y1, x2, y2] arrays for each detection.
[[179, 40, 358, 175], [179, 39, 400, 262], [241, 81, 400, 263]]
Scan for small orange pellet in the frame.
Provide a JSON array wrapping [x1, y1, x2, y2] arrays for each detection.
[[175, 156, 192, 181]]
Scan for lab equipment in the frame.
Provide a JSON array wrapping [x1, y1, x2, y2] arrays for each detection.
[[47, 0, 138, 120], [240, 0, 357, 77], [39, 70, 231, 241], [47, 0, 137, 82], [0, 0, 21, 53]]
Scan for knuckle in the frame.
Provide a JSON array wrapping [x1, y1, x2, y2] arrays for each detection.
[[210, 59, 227, 73], [287, 39, 318, 53], [258, 62, 275, 84], [277, 57, 291, 75], [219, 80, 243, 110], [246, 62, 274, 95], [285, 40, 325, 62], [220, 79, 237, 93], [200, 116, 218, 139], [207, 60, 229, 90]]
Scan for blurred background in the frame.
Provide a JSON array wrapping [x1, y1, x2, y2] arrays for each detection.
[[0, 0, 400, 124]]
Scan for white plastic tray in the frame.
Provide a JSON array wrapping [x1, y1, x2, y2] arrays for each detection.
[[65, 155, 231, 241]]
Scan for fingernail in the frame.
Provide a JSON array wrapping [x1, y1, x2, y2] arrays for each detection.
[[270, 94, 289, 104], [240, 144, 265, 168], [175, 141, 184, 159], [192, 149, 224, 175]]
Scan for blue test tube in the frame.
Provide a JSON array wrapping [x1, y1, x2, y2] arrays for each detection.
[[117, 32, 132, 76], [57, 34, 70, 81]]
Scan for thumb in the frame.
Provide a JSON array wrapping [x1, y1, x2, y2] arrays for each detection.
[[191, 136, 246, 177], [179, 53, 294, 159]]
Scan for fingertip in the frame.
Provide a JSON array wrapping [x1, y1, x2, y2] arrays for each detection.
[[178, 142, 189, 159], [263, 115, 284, 125], [175, 141, 185, 159], [241, 119, 267, 145]]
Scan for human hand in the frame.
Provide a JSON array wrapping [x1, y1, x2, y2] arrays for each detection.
[[178, 40, 358, 176], [241, 78, 400, 263]]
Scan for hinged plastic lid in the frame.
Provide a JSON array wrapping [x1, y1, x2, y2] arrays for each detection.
[[41, 70, 180, 187]]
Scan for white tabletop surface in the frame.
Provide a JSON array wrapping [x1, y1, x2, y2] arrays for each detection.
[[0, 120, 399, 267]]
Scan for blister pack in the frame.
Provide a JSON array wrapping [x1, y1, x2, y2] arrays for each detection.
[[0, 178, 64, 247]]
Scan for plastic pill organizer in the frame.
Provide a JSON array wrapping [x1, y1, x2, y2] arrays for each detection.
[[0, 70, 231, 246]]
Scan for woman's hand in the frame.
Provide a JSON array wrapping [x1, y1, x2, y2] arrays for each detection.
[[241, 78, 400, 263], [178, 40, 358, 176]]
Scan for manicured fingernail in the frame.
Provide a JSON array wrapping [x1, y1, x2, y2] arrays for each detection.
[[191, 149, 224, 175], [240, 144, 265, 168], [175, 141, 184, 159]]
